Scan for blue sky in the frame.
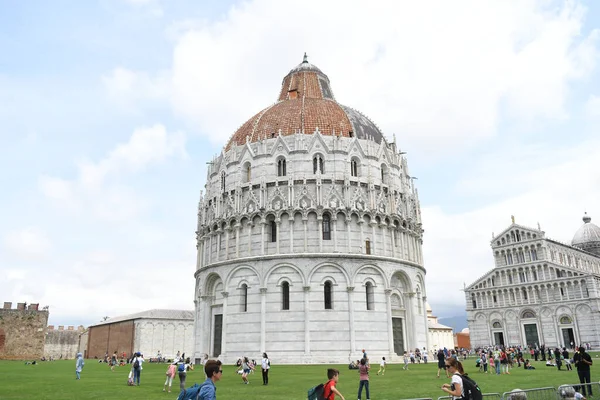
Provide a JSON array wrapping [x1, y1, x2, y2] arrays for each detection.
[[2, 0, 600, 326]]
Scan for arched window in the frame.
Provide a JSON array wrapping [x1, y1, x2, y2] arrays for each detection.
[[531, 249, 537, 261], [365, 282, 374, 311], [243, 162, 251, 183], [492, 321, 502, 328], [282, 281, 290, 310], [241, 284, 248, 312], [381, 164, 388, 184], [313, 154, 324, 174], [365, 239, 371, 255], [277, 158, 287, 177], [350, 159, 358, 177], [220, 171, 226, 192], [324, 281, 333, 309], [322, 214, 331, 240], [270, 220, 277, 242], [472, 295, 477, 309]]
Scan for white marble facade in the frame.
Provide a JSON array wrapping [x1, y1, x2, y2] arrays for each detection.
[[193, 59, 428, 364], [134, 318, 194, 360], [466, 219, 600, 349]]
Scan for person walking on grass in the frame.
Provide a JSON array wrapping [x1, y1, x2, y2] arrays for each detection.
[[440, 357, 464, 400], [357, 358, 370, 400], [436, 349, 446, 378], [376, 357, 386, 375], [110, 351, 117, 372], [132, 352, 143, 386], [75, 352, 84, 380], [574, 346, 593, 397], [403, 351, 410, 370], [163, 362, 176, 393]]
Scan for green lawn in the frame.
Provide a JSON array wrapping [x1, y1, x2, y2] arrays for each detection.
[[0, 357, 597, 399]]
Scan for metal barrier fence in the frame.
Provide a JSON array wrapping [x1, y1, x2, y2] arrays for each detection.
[[501, 387, 557, 399], [438, 394, 500, 400], [557, 382, 600, 398]]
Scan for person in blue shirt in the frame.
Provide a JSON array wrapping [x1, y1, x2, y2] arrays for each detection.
[[197, 359, 223, 400]]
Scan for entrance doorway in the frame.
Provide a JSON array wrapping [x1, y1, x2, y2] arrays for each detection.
[[493, 332, 505, 346], [562, 328, 575, 348], [523, 323, 539, 347], [213, 314, 223, 357], [392, 318, 405, 355]]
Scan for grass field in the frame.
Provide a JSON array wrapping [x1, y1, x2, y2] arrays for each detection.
[[0, 357, 598, 399]]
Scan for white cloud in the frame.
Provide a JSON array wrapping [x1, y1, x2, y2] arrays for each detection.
[[164, 0, 598, 153], [585, 94, 600, 117], [2, 227, 52, 261], [39, 124, 186, 220], [102, 67, 169, 111], [123, 0, 163, 17]]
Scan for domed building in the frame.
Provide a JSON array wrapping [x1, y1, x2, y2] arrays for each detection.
[[192, 55, 428, 364], [572, 213, 600, 256], [465, 215, 600, 349]]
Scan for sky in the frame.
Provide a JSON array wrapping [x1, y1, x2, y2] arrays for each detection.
[[1, 0, 600, 327]]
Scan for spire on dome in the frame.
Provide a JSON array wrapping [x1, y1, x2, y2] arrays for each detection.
[[583, 212, 592, 224]]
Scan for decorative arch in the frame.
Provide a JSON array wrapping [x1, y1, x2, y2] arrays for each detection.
[[492, 321, 502, 329], [204, 272, 224, 296], [390, 270, 412, 293], [307, 262, 351, 287], [353, 264, 389, 288], [559, 315, 572, 324], [263, 263, 307, 287], [521, 309, 536, 319], [224, 265, 261, 289]]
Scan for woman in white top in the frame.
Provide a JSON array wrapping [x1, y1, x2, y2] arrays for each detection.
[[440, 357, 464, 400], [261, 352, 270, 385]]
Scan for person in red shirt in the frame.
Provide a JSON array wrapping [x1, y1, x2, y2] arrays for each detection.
[[323, 368, 345, 400]]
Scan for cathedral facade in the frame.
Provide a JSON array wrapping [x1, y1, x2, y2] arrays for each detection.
[[193, 56, 428, 364], [466, 215, 600, 349]]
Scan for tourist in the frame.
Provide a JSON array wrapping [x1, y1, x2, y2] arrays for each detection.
[[436, 349, 446, 378], [163, 362, 176, 393], [178, 357, 193, 393], [574, 346, 593, 397], [376, 357, 386, 375], [357, 358, 370, 400], [481, 352, 488, 373], [110, 351, 117, 372], [75, 352, 84, 380], [523, 359, 535, 370], [197, 360, 223, 400], [132, 352, 143, 386], [403, 351, 409, 370], [237, 356, 254, 384], [440, 357, 464, 399], [261, 352, 270, 385], [323, 368, 345, 400]]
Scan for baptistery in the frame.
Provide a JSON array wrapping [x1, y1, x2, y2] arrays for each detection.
[[193, 55, 428, 364]]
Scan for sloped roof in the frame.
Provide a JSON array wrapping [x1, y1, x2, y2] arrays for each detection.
[[428, 321, 453, 330], [90, 309, 193, 327]]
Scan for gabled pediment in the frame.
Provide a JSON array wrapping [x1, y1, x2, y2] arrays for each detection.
[[346, 137, 367, 159], [491, 222, 545, 246], [465, 269, 496, 291], [306, 128, 331, 154], [269, 132, 292, 156], [237, 141, 256, 163]]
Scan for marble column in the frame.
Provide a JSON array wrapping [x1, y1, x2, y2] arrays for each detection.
[[304, 286, 311, 355], [260, 287, 267, 353], [422, 295, 430, 352], [385, 289, 394, 355], [347, 286, 356, 354], [289, 218, 294, 253], [220, 291, 228, 357]]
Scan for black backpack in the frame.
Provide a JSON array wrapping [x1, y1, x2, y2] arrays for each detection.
[[307, 381, 334, 400], [133, 358, 140, 369], [457, 373, 482, 400]]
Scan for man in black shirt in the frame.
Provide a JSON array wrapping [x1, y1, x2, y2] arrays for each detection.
[[573, 346, 593, 396]]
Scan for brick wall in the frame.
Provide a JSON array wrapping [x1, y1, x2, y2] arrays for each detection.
[[44, 325, 84, 359], [87, 320, 134, 359], [0, 304, 49, 360]]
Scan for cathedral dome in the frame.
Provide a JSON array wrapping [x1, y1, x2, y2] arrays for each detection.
[[225, 54, 384, 150], [572, 213, 600, 256]]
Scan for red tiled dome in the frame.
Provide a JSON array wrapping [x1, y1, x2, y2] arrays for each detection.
[[225, 55, 384, 150]]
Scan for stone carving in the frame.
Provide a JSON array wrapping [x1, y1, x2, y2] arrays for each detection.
[[274, 200, 281, 210]]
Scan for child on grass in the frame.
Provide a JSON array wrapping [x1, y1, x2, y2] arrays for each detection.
[[403, 351, 409, 370], [323, 368, 345, 400], [376, 357, 386, 375]]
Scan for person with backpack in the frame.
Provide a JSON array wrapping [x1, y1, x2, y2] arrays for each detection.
[[441, 357, 483, 400], [132, 352, 143, 386], [324, 368, 345, 400], [177, 360, 222, 400], [261, 352, 270, 385], [178, 358, 192, 393]]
